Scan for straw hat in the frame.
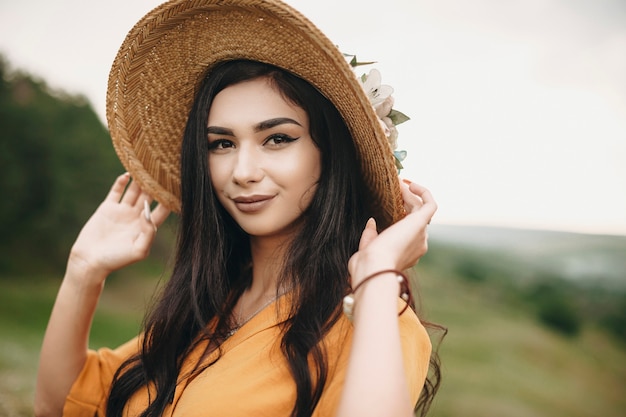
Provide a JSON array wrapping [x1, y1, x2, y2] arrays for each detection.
[[107, 0, 404, 228]]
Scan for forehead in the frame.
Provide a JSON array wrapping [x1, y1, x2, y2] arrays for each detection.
[[207, 78, 308, 128]]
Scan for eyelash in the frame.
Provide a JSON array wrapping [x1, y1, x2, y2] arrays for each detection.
[[265, 134, 299, 146], [207, 134, 299, 151], [207, 139, 233, 151]]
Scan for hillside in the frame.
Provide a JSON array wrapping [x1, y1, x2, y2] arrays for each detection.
[[418, 260, 626, 417], [419, 225, 626, 416], [429, 224, 626, 288]]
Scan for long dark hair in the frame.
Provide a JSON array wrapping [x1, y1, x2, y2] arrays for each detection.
[[106, 60, 442, 417]]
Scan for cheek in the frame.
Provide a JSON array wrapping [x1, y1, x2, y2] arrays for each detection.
[[283, 158, 318, 183], [287, 145, 321, 184]]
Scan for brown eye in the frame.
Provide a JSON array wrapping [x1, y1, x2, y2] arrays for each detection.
[[208, 139, 235, 151], [265, 134, 299, 146]]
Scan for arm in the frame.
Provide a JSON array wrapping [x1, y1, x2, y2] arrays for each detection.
[[34, 173, 170, 417], [337, 180, 436, 417]]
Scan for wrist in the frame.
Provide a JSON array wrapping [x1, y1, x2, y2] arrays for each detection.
[[65, 252, 109, 290], [343, 269, 411, 321], [352, 260, 392, 278], [348, 251, 398, 287]]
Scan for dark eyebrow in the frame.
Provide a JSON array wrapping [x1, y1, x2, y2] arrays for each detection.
[[206, 126, 234, 136], [207, 118, 302, 136], [254, 117, 302, 132]]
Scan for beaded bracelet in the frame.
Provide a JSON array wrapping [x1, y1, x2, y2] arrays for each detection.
[[343, 269, 412, 321]]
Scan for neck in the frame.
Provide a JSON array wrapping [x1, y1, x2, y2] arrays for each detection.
[[230, 234, 292, 330], [247, 234, 291, 298]]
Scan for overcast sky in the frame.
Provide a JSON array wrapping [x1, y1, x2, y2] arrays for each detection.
[[1, 0, 625, 235]]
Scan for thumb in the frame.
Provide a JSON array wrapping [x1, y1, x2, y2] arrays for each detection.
[[358, 218, 378, 250]]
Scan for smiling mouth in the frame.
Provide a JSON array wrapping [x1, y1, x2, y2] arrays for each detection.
[[232, 195, 275, 213]]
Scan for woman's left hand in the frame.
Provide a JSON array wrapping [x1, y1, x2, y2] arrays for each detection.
[[339, 180, 436, 417], [348, 180, 437, 285]]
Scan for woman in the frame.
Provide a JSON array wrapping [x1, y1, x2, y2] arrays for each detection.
[[35, 1, 441, 417]]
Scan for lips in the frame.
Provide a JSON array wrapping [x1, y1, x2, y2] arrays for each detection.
[[232, 194, 275, 213]]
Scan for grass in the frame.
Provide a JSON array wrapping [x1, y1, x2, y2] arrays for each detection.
[[0, 271, 155, 417], [1, 248, 625, 417], [418, 262, 626, 417]]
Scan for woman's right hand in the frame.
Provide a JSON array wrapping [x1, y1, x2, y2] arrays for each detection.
[[68, 173, 171, 283], [35, 173, 170, 417]]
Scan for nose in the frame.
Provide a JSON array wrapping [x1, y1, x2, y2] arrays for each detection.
[[232, 143, 264, 185]]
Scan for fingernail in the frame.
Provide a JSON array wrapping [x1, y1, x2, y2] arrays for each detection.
[[144, 200, 152, 222], [402, 178, 412, 185]]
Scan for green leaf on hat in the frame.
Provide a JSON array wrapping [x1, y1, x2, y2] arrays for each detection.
[[344, 53, 376, 68], [388, 109, 410, 125]]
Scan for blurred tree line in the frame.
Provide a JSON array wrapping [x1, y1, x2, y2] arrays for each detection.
[[422, 242, 626, 345], [0, 55, 124, 275]]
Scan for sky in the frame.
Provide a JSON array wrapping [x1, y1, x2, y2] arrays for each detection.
[[1, 0, 625, 236]]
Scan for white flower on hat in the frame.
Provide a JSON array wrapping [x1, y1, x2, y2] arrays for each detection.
[[360, 69, 394, 106], [374, 96, 398, 149], [345, 54, 410, 171]]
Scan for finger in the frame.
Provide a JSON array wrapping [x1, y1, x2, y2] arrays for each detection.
[[406, 181, 430, 199], [401, 188, 437, 230], [150, 203, 171, 228], [140, 200, 160, 234], [401, 181, 437, 214], [105, 172, 131, 202], [407, 192, 437, 225], [400, 181, 424, 213], [415, 186, 437, 219], [404, 180, 435, 207], [143, 200, 153, 222], [135, 202, 157, 240], [358, 218, 378, 250], [121, 178, 142, 206], [138, 191, 154, 209]]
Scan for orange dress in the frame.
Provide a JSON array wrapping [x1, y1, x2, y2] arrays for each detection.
[[64, 299, 431, 416]]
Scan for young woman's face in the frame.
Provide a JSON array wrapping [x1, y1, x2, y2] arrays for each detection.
[[207, 77, 321, 239]]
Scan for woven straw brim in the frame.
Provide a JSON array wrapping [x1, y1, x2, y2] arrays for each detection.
[[107, 0, 404, 228]]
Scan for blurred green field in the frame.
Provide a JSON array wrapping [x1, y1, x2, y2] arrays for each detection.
[[2, 236, 625, 417], [419, 263, 626, 417], [0, 269, 157, 417]]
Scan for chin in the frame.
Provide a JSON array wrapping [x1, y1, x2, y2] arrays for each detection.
[[238, 218, 304, 240]]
